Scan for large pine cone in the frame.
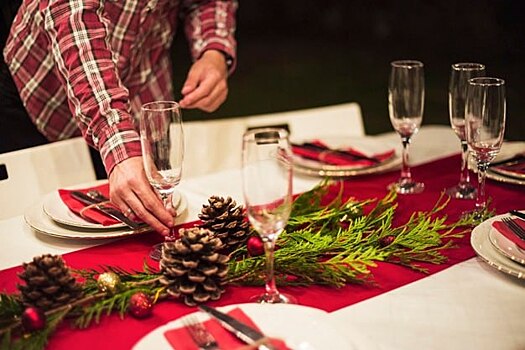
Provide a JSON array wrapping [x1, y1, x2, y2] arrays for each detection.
[[18, 254, 83, 310], [159, 227, 229, 306], [198, 196, 250, 250]]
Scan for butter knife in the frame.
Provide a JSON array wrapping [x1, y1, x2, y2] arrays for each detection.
[[69, 191, 142, 229], [198, 305, 276, 350], [510, 210, 525, 221]]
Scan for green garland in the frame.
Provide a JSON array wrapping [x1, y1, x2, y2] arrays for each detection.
[[0, 181, 486, 349]]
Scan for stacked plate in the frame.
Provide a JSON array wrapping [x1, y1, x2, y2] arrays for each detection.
[[24, 181, 188, 240], [471, 213, 525, 279], [292, 136, 401, 177], [486, 141, 525, 186]]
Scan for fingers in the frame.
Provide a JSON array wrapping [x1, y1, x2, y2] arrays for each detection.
[[109, 157, 174, 236], [181, 80, 227, 112], [179, 50, 228, 112]]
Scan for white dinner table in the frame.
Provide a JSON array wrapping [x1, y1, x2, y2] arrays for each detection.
[[0, 125, 524, 350]]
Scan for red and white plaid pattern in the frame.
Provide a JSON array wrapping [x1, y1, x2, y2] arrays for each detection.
[[3, 0, 237, 174]]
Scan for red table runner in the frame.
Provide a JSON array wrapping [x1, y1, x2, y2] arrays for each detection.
[[1, 155, 524, 349]]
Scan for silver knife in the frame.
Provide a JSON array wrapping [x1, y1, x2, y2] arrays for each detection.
[[69, 191, 143, 229], [198, 305, 277, 350]]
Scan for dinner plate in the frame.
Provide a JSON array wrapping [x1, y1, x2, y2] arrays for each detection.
[[471, 214, 525, 279], [43, 187, 183, 230], [133, 303, 355, 350], [24, 194, 188, 240], [292, 136, 400, 177], [488, 222, 525, 265]]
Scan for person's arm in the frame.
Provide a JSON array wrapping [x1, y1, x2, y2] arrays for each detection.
[[42, 0, 173, 235], [178, 0, 238, 112]]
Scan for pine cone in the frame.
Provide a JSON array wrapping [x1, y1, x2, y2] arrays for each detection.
[[198, 196, 250, 250], [17, 254, 83, 310], [159, 227, 229, 306]]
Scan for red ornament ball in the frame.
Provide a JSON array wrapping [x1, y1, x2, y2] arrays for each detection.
[[247, 236, 264, 256], [21, 307, 46, 331], [379, 235, 396, 247], [129, 292, 153, 319]]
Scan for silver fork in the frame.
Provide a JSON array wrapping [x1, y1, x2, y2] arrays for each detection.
[[501, 217, 525, 240], [183, 314, 219, 350]]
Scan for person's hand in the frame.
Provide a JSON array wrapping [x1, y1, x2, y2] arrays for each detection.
[[108, 156, 174, 236], [179, 50, 229, 112]]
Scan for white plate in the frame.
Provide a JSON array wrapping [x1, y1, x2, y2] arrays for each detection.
[[43, 183, 183, 230], [488, 220, 525, 265], [24, 193, 188, 240], [133, 303, 355, 350], [471, 214, 525, 279], [292, 136, 400, 177]]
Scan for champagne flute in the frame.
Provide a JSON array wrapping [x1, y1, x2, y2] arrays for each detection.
[[465, 77, 505, 219], [388, 60, 425, 194], [446, 63, 486, 199], [140, 101, 184, 259], [241, 128, 296, 304]]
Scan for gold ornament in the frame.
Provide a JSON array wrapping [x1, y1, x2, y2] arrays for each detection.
[[97, 272, 121, 294]]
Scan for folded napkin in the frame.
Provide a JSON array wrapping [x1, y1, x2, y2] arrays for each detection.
[[164, 308, 290, 350], [292, 140, 395, 167], [492, 218, 525, 250], [491, 156, 525, 177], [58, 183, 121, 226]]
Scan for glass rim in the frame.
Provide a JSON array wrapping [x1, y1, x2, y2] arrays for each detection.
[[391, 60, 424, 68], [141, 101, 180, 112], [468, 77, 505, 86], [452, 62, 485, 71], [243, 127, 289, 140]]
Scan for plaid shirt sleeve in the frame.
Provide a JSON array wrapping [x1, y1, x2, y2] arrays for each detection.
[[42, 0, 143, 175], [182, 0, 238, 73]]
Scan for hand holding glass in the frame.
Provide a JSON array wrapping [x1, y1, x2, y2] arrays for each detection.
[[388, 60, 425, 194], [242, 128, 295, 304], [140, 101, 184, 258], [446, 63, 485, 199], [465, 78, 505, 218]]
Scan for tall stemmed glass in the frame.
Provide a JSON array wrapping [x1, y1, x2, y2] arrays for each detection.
[[140, 101, 184, 258], [242, 128, 296, 304], [446, 63, 486, 199], [465, 77, 505, 218], [388, 60, 425, 194]]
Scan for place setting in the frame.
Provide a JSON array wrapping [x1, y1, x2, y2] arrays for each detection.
[[291, 136, 400, 177], [23, 181, 188, 240]]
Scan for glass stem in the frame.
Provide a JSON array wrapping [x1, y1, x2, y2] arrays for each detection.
[[262, 237, 279, 298], [458, 140, 470, 186], [400, 136, 412, 181], [475, 162, 488, 213]]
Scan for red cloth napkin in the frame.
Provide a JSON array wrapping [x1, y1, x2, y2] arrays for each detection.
[[164, 308, 290, 350], [491, 218, 525, 250], [292, 140, 395, 166], [492, 159, 525, 176], [58, 183, 121, 226]]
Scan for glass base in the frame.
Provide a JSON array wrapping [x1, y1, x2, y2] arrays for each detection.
[[250, 292, 296, 304], [388, 180, 424, 194], [149, 243, 163, 261], [445, 184, 477, 199]]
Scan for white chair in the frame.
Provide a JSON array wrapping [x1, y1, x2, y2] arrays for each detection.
[[0, 137, 96, 219], [182, 102, 364, 178]]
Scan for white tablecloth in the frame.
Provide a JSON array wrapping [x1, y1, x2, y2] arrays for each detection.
[[1, 125, 524, 350]]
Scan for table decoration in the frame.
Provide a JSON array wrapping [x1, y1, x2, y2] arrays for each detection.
[[0, 180, 481, 349]]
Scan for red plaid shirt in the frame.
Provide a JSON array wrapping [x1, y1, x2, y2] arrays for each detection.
[[3, 0, 237, 174]]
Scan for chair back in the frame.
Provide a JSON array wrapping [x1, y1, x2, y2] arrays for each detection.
[[0, 137, 96, 219], [182, 102, 364, 178]]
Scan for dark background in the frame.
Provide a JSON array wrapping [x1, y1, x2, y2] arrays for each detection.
[[172, 0, 524, 141]]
